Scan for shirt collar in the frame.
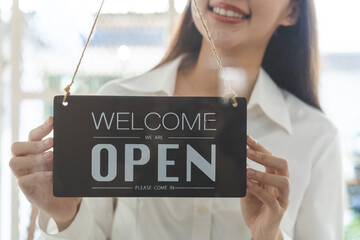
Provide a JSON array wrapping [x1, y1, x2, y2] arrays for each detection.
[[119, 53, 292, 134], [247, 68, 292, 134]]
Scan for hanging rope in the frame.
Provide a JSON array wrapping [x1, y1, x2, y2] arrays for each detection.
[[62, 0, 238, 106], [192, 0, 238, 107], [27, 207, 38, 240], [62, 0, 105, 103]]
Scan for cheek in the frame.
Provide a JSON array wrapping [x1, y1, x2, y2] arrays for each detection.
[[191, 0, 209, 17], [191, 0, 209, 32], [249, 1, 289, 38]]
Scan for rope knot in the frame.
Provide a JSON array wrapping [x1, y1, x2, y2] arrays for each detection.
[[63, 85, 72, 103], [62, 0, 105, 104], [64, 85, 71, 93], [231, 96, 238, 107]]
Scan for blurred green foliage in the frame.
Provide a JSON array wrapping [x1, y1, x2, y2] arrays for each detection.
[[345, 213, 360, 239], [43, 72, 123, 93]]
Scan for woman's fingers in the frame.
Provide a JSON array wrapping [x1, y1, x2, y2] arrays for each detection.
[[247, 135, 271, 155], [247, 168, 290, 206], [18, 171, 53, 198], [11, 138, 53, 156], [9, 152, 53, 178], [247, 180, 281, 211], [28, 116, 53, 141], [247, 148, 289, 177]]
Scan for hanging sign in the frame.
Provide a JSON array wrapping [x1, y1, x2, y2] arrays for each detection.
[[53, 95, 247, 197]]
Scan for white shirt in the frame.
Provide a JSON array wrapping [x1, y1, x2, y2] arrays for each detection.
[[38, 53, 344, 240]]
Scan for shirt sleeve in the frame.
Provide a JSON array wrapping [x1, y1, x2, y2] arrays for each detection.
[[37, 198, 114, 240], [280, 229, 292, 240], [293, 130, 344, 239]]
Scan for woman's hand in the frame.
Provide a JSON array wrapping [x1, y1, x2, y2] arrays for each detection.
[[9, 116, 81, 231], [241, 135, 290, 240]]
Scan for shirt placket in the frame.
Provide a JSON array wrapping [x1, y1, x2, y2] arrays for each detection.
[[192, 198, 213, 240]]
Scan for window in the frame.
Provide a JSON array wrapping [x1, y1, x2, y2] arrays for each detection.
[[0, 0, 359, 238]]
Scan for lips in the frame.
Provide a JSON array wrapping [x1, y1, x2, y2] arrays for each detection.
[[209, 2, 250, 16], [207, 2, 251, 23]]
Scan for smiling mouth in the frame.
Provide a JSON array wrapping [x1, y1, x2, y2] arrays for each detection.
[[208, 5, 251, 20]]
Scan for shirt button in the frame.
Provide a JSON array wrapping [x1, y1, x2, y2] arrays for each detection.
[[197, 205, 209, 216]]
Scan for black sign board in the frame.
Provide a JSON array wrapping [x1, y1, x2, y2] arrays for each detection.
[[53, 96, 247, 197]]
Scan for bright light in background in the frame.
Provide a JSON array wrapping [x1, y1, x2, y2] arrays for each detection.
[[20, 0, 170, 14], [19, 0, 46, 13], [102, 0, 169, 14], [175, 0, 188, 14], [19, 100, 44, 141], [32, 0, 94, 61], [0, 1, 12, 22], [221, 67, 247, 96], [117, 45, 131, 61], [315, 0, 360, 53], [22, 0, 171, 63]]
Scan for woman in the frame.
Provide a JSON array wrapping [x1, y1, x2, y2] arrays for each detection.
[[10, 0, 343, 239]]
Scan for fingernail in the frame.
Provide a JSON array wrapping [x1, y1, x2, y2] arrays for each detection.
[[44, 117, 53, 127], [44, 172, 53, 177], [248, 135, 257, 144], [43, 152, 52, 160], [247, 181, 254, 188], [247, 168, 256, 176], [43, 139, 51, 147], [247, 148, 256, 157]]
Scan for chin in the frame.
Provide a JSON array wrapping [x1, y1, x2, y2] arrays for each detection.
[[210, 38, 242, 51]]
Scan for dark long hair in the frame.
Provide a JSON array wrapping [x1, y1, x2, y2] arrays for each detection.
[[153, 0, 321, 110]]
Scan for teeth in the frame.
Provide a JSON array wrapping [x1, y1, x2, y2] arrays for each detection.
[[211, 7, 248, 19], [227, 10, 234, 17]]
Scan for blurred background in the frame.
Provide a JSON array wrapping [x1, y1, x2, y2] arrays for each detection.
[[0, 0, 359, 239]]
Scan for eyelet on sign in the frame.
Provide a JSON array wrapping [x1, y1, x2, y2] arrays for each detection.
[[198, 205, 209, 216]]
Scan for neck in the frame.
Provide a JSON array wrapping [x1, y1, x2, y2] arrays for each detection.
[[176, 39, 266, 101]]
